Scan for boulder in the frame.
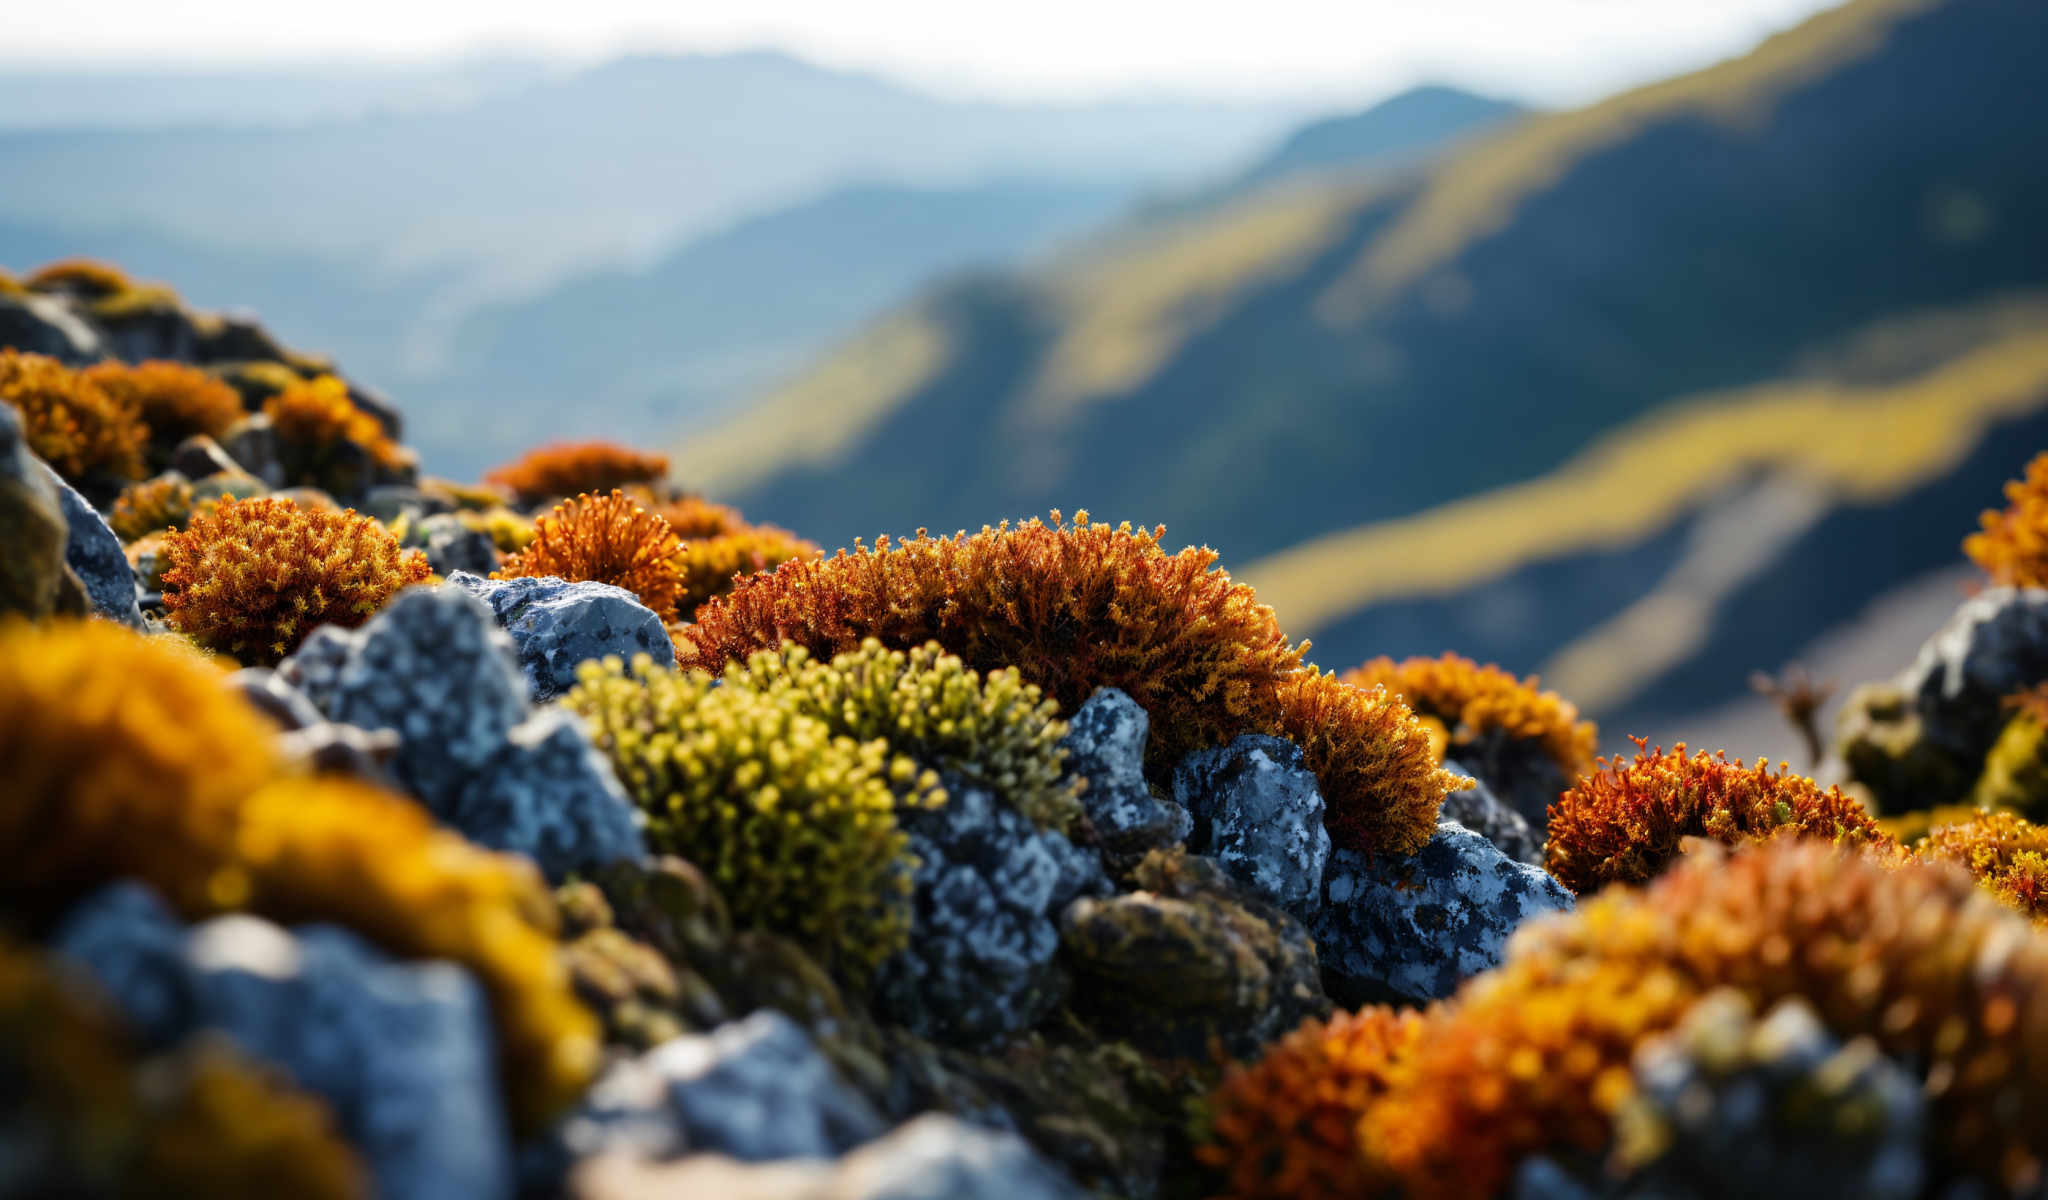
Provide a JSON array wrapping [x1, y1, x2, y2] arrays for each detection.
[[1058, 689, 1190, 857], [0, 404, 76, 617], [1170, 734, 1329, 917], [37, 459, 142, 627], [448, 571, 675, 702], [1440, 759, 1545, 866]]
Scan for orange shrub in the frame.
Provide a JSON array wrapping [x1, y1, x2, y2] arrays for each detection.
[[263, 374, 412, 490], [85, 360, 245, 457], [1543, 738, 1887, 894], [493, 489, 686, 622], [1966, 451, 2048, 587], [160, 496, 430, 664], [24, 257, 134, 298], [0, 349, 147, 484], [1343, 652, 1597, 781], [484, 441, 671, 508], [1914, 809, 2048, 922]]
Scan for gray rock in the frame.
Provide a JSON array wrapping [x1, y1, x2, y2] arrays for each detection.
[[1612, 991, 1925, 1200], [565, 1011, 885, 1163], [1058, 688, 1190, 855], [1171, 735, 1330, 917], [873, 776, 1108, 1044], [1313, 819, 1572, 1006], [227, 665, 327, 730], [36, 459, 142, 627], [0, 404, 75, 618], [362, 485, 449, 523], [219, 413, 284, 487], [830, 1113, 1084, 1200], [1902, 587, 2048, 770], [279, 585, 643, 878], [452, 708, 646, 879], [0, 293, 103, 362], [54, 881, 513, 1200], [1454, 731, 1576, 836], [447, 571, 675, 702], [169, 435, 244, 481], [1441, 760, 1544, 866], [414, 513, 499, 577]]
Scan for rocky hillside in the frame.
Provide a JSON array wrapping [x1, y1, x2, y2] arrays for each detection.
[[687, 0, 2048, 741]]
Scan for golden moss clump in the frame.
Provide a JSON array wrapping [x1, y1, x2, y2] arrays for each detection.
[[675, 511, 1459, 856], [1197, 1006, 1427, 1200], [675, 522, 824, 617], [562, 654, 923, 981], [494, 489, 686, 622], [1966, 451, 2048, 587], [0, 267, 24, 297], [0, 620, 599, 1130], [1543, 738, 1888, 895], [1353, 838, 2048, 1198], [0, 348, 148, 485], [110, 473, 197, 541], [0, 936, 367, 1199], [85, 359, 246, 463], [1277, 669, 1469, 857], [24, 257, 134, 299], [746, 639, 1081, 832], [485, 440, 672, 508], [644, 492, 745, 539], [1913, 809, 2048, 923], [263, 374, 412, 491], [1973, 685, 2048, 819], [160, 495, 430, 664], [1342, 652, 1597, 781]]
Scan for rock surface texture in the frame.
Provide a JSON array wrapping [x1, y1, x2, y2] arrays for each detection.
[[1170, 734, 1329, 917], [39, 459, 142, 627], [1058, 689, 1190, 857], [448, 570, 675, 701]]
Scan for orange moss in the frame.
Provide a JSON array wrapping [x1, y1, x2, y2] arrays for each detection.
[[1342, 652, 1597, 781], [1358, 838, 2048, 1198], [484, 440, 671, 508], [1914, 809, 2048, 923], [1966, 451, 2048, 587], [644, 492, 746, 539], [493, 489, 686, 622], [24, 257, 134, 298], [675, 522, 824, 616], [161, 496, 430, 664], [675, 511, 1459, 855], [1198, 1006, 1427, 1199], [263, 374, 412, 487], [110, 474, 197, 541], [1543, 738, 1888, 895], [0, 619, 599, 1130], [85, 359, 246, 456], [0, 348, 147, 484]]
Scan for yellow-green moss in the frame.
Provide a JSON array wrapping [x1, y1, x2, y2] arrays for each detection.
[[562, 654, 926, 982], [1972, 702, 2048, 819]]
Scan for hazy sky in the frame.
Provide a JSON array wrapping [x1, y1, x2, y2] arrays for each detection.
[[12, 0, 1848, 106]]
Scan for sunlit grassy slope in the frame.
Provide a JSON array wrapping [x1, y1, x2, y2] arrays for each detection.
[[1243, 295, 2048, 638]]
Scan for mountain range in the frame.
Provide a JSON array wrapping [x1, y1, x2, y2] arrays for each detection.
[[677, 0, 2048, 750]]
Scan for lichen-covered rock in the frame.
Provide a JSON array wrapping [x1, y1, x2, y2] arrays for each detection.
[[0, 290, 103, 362], [0, 403, 76, 618], [1835, 682, 1972, 816], [453, 708, 646, 878], [169, 434, 244, 482], [561, 1011, 886, 1163], [228, 664, 404, 783], [228, 665, 327, 730], [279, 585, 644, 878], [1609, 991, 1927, 1200], [38, 458, 142, 626], [448, 570, 674, 701], [569, 1114, 1083, 1200], [1313, 819, 1572, 1006], [1170, 734, 1329, 917], [1454, 728, 1575, 836], [1059, 688, 1190, 856], [873, 776, 1109, 1045], [1060, 850, 1329, 1058], [413, 513, 499, 577], [53, 881, 513, 1200], [219, 413, 284, 487], [1440, 760, 1544, 866]]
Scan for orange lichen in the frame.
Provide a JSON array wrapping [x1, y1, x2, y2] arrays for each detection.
[[1357, 838, 2048, 1198], [1966, 451, 2048, 587], [484, 440, 671, 508], [1913, 809, 2048, 923], [85, 359, 246, 460], [675, 511, 1459, 855], [0, 348, 148, 484], [0, 619, 599, 1130], [1198, 1006, 1428, 1199], [493, 489, 686, 622], [263, 374, 412, 490], [110, 473, 197, 541], [1543, 738, 1888, 895], [160, 496, 430, 664], [24, 257, 135, 299], [1343, 652, 1597, 781]]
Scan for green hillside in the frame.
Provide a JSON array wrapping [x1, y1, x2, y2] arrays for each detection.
[[686, 0, 2048, 731]]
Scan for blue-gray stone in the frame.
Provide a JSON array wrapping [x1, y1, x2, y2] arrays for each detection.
[[447, 571, 674, 702], [54, 882, 512, 1200], [452, 708, 645, 878], [1171, 734, 1329, 917], [831, 1113, 1086, 1200], [37, 459, 141, 626], [1441, 759, 1544, 866], [1903, 586, 2048, 766], [1058, 688, 1190, 854], [874, 777, 1108, 1044], [1314, 819, 1572, 1006], [413, 514, 498, 578], [565, 1011, 884, 1162]]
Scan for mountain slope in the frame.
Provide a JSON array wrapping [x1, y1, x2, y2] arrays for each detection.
[[682, 0, 2048, 734], [1233, 85, 1524, 189]]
